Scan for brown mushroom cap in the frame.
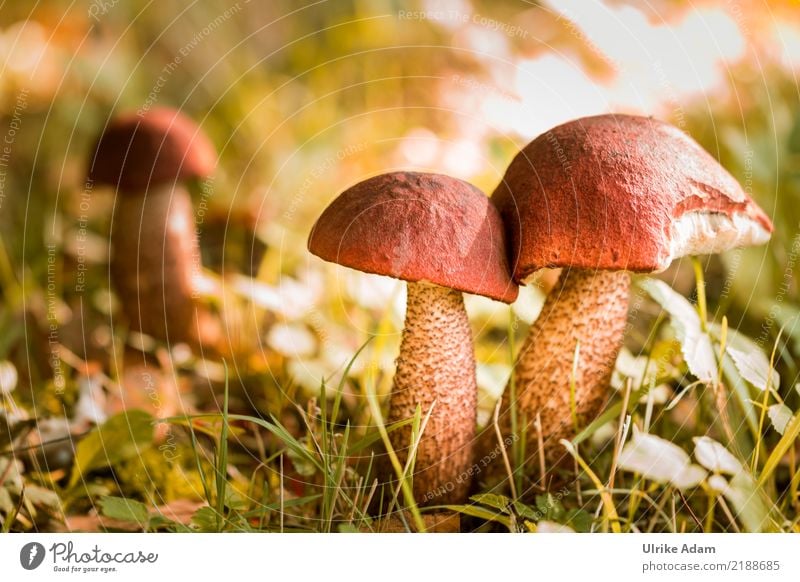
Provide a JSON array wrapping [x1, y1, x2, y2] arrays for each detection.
[[308, 171, 519, 303], [88, 107, 217, 192], [493, 114, 773, 281]]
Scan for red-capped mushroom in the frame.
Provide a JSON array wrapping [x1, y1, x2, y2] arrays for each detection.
[[309, 171, 517, 504], [485, 114, 773, 476], [88, 107, 219, 348]]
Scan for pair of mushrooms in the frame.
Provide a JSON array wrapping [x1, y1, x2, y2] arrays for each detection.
[[309, 114, 772, 505]]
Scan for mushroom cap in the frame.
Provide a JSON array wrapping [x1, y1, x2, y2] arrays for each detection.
[[493, 114, 773, 281], [88, 107, 217, 192], [308, 171, 519, 303]]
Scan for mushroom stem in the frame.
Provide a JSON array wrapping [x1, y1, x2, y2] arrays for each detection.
[[111, 183, 218, 347], [486, 268, 630, 477], [386, 281, 477, 505]]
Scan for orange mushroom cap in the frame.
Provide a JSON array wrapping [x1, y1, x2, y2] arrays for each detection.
[[88, 107, 217, 192], [309, 171, 519, 303], [493, 114, 773, 281]]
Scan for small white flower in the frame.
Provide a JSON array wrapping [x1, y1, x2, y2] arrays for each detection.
[[171, 343, 194, 366], [196, 359, 226, 382], [73, 375, 107, 426], [287, 359, 335, 398], [612, 349, 673, 404], [266, 323, 317, 358], [693, 436, 743, 475], [233, 273, 321, 319], [639, 278, 717, 382], [536, 521, 575, 533], [727, 345, 780, 392], [707, 474, 729, 493], [618, 430, 706, 489], [767, 404, 793, 435], [0, 361, 18, 394]]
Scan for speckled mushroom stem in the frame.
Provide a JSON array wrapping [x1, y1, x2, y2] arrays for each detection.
[[111, 183, 218, 348], [482, 268, 630, 480], [384, 281, 477, 505]]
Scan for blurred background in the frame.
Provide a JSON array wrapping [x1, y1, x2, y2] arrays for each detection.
[[0, 0, 798, 530]]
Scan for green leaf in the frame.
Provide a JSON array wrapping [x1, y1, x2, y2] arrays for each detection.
[[714, 339, 759, 437], [710, 323, 780, 392], [759, 411, 800, 487], [618, 431, 707, 489], [147, 515, 190, 532], [693, 436, 744, 475], [285, 440, 317, 477], [23, 486, 61, 511], [726, 347, 777, 391], [69, 410, 155, 488], [190, 506, 220, 531], [638, 278, 716, 382], [724, 472, 772, 533], [469, 493, 511, 512], [99, 496, 149, 524], [0, 488, 13, 514], [347, 418, 414, 454], [767, 404, 793, 435], [535, 493, 565, 520], [512, 501, 540, 521], [239, 494, 323, 517], [0, 457, 22, 492], [565, 508, 592, 532], [444, 504, 512, 529]]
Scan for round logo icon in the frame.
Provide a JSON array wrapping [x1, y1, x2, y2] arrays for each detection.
[[20, 542, 46, 570]]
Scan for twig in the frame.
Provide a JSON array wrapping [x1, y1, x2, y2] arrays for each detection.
[[607, 378, 632, 493], [493, 399, 517, 500], [535, 412, 545, 487]]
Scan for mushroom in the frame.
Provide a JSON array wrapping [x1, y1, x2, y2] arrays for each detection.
[[485, 114, 773, 476], [88, 107, 219, 348], [308, 172, 518, 504]]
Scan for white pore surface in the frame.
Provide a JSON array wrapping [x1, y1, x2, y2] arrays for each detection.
[[664, 211, 771, 270]]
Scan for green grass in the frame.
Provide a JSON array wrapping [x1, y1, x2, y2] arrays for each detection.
[[1, 265, 799, 533], [1, 243, 798, 534]]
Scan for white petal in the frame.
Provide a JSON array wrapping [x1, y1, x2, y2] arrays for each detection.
[[693, 436, 743, 475], [707, 474, 729, 493], [619, 433, 693, 485], [670, 464, 708, 489], [0, 361, 18, 394], [618, 432, 707, 489], [767, 404, 793, 435], [639, 279, 717, 382], [266, 323, 317, 358], [536, 521, 575, 533], [727, 346, 779, 392]]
